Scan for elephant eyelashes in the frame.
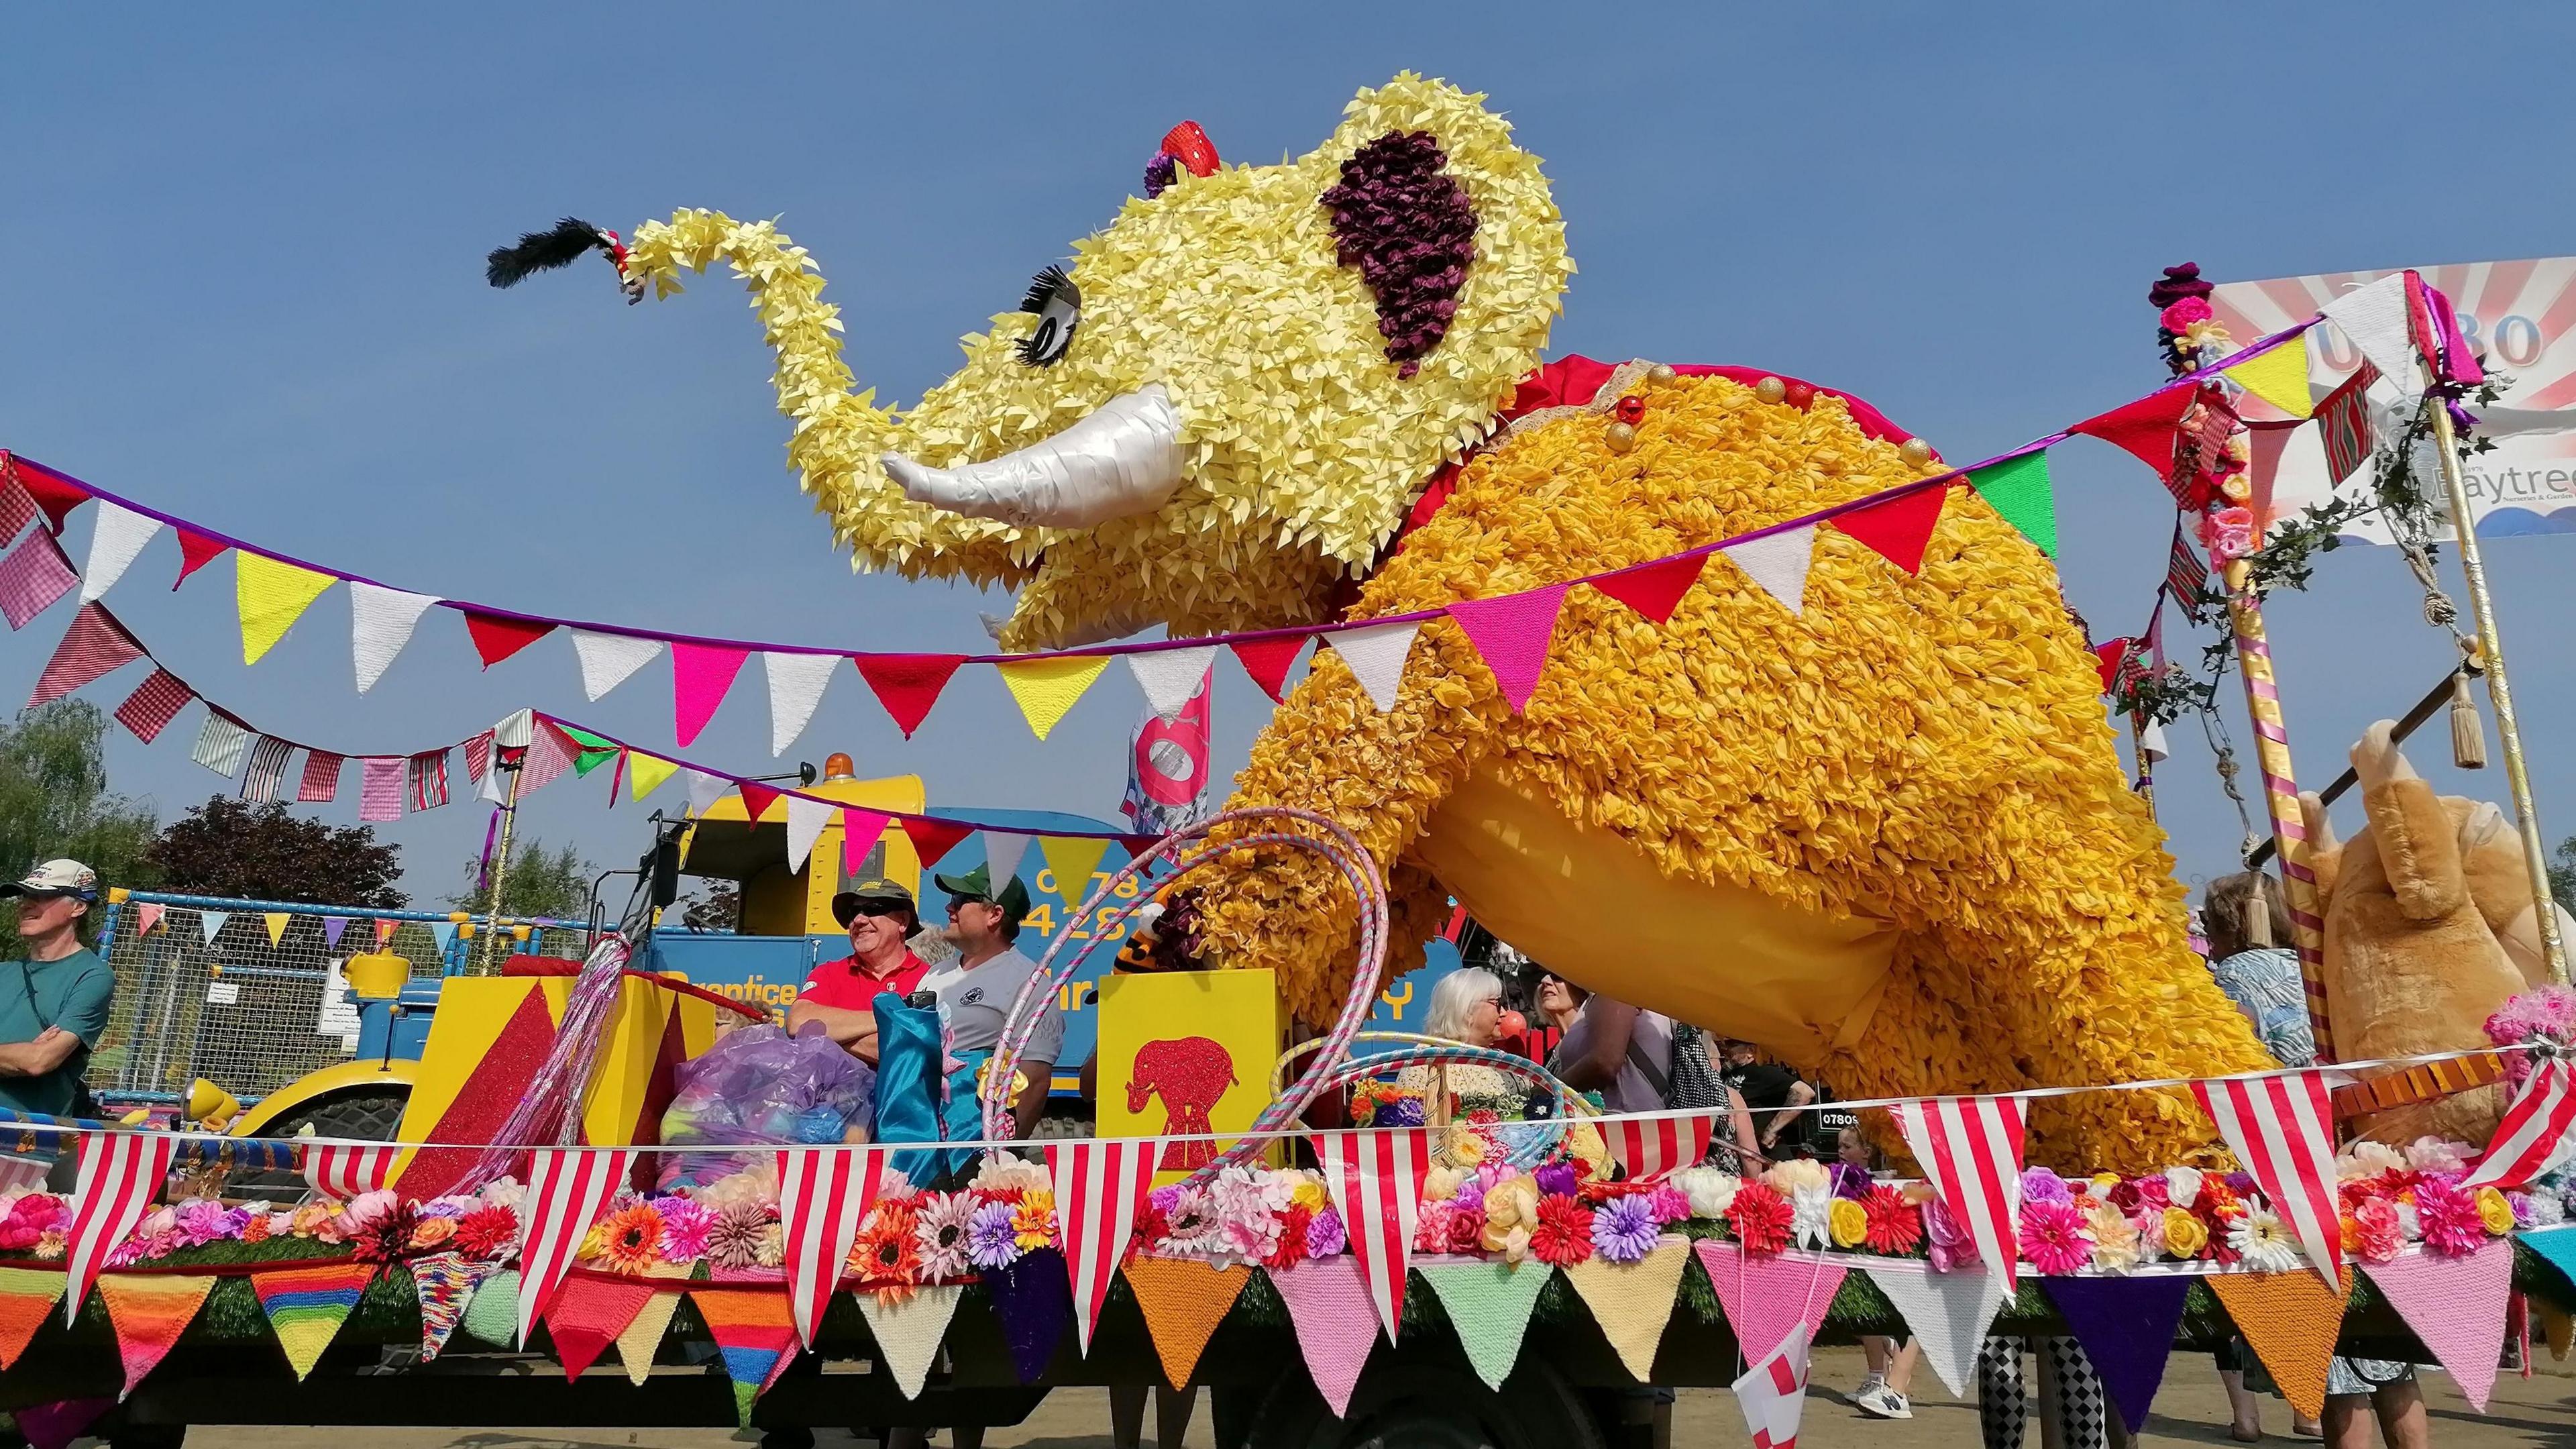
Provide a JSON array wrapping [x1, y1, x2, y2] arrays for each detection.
[[1017, 265, 1080, 366]]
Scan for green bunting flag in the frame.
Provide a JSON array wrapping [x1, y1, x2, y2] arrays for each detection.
[[1419, 1260, 1554, 1390], [1969, 451, 2057, 559], [556, 724, 623, 778]]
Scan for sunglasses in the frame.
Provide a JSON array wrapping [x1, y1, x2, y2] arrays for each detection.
[[848, 904, 908, 922]]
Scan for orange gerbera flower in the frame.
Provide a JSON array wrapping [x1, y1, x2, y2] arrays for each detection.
[[853, 1218, 922, 1284], [600, 1202, 666, 1275]]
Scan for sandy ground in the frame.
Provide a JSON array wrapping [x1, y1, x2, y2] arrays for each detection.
[[174, 1348, 2576, 1448]]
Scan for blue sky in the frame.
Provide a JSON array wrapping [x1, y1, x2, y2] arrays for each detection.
[[6, 5, 2576, 912]]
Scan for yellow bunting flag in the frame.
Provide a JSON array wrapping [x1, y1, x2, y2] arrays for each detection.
[[1038, 836, 1112, 908], [627, 750, 680, 802], [264, 912, 290, 947], [2208, 1268, 2350, 1420], [996, 655, 1111, 741], [1560, 1238, 1691, 1381], [236, 553, 339, 665], [614, 1263, 693, 1387], [1123, 1258, 1250, 1391], [2225, 338, 2315, 419]]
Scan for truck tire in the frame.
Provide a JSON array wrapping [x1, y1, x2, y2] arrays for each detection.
[[1244, 1356, 1603, 1449], [231, 1089, 410, 1193]]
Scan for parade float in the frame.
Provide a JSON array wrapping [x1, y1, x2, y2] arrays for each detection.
[[0, 71, 2570, 1449]]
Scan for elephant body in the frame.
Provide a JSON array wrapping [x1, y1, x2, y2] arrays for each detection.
[[1126, 1035, 1239, 1172]]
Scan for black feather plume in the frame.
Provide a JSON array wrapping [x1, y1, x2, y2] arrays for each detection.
[[486, 217, 610, 288]]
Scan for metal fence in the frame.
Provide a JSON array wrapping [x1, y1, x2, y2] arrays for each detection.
[[89, 890, 593, 1103]]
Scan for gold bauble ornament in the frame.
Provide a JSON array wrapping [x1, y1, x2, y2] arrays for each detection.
[[1899, 438, 1934, 467], [1754, 376, 1787, 404], [1605, 421, 1637, 453], [1646, 364, 1677, 384]]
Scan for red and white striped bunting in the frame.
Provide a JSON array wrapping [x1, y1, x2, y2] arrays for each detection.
[[1046, 1138, 1165, 1354], [1315, 1128, 1431, 1340], [2463, 1059, 2576, 1191], [1606, 1113, 1715, 1182], [2192, 1073, 2341, 1284], [514, 1148, 635, 1347], [1731, 1322, 1813, 1449], [1891, 1095, 2027, 1289], [777, 1146, 893, 1347], [301, 1143, 397, 1201], [65, 1132, 176, 1322]]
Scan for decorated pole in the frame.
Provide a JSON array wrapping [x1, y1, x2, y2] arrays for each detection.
[[477, 755, 526, 973]]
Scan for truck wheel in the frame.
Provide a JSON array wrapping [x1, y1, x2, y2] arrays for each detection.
[[1245, 1357, 1603, 1449], [232, 1089, 410, 1192]]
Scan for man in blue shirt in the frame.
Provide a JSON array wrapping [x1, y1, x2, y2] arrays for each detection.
[[0, 860, 113, 1122]]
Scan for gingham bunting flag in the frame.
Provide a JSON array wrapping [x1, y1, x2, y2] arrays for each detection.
[[66, 1132, 178, 1322], [301, 1143, 398, 1201], [239, 735, 293, 803], [29, 602, 144, 709], [2463, 1059, 2576, 1190], [1315, 1128, 1432, 1340], [1046, 1138, 1165, 1354], [1732, 1323, 1814, 1449], [113, 667, 193, 744], [0, 527, 76, 631], [2192, 1073, 2341, 1284], [359, 756, 404, 822], [1606, 1112, 1715, 1183], [776, 1146, 893, 1348], [1892, 1095, 2027, 1289], [298, 750, 344, 804], [515, 1148, 635, 1346]]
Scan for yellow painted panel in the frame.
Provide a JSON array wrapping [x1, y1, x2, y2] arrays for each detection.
[[1095, 970, 1281, 1185]]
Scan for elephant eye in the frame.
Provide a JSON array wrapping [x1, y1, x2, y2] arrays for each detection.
[[1017, 266, 1080, 366]]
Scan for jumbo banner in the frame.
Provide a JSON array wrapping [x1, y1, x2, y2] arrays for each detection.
[[2211, 258, 2576, 541]]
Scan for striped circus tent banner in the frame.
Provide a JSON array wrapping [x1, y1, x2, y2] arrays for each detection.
[[2463, 1059, 2576, 1190], [1314, 1127, 1432, 1341], [1605, 1112, 1714, 1183], [1046, 1137, 1164, 1354], [64, 1132, 176, 1324], [2192, 1073, 2341, 1284], [776, 1146, 893, 1347], [301, 1143, 398, 1201], [1891, 1095, 2027, 1289], [514, 1148, 634, 1347]]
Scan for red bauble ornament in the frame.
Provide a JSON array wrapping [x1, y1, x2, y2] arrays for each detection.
[[1613, 394, 1646, 425], [1782, 380, 1816, 410]]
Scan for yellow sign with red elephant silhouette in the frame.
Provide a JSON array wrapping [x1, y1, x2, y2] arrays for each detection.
[[1095, 969, 1283, 1184]]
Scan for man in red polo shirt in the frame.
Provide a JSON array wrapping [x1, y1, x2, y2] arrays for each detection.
[[787, 877, 932, 1065]]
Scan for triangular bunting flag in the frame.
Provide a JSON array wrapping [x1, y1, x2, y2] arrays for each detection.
[[133, 902, 164, 937], [460, 1269, 521, 1346], [1562, 1237, 1691, 1381], [17, 1401, 111, 1449], [2226, 335, 2316, 419], [737, 781, 782, 825], [264, 912, 289, 947], [1269, 1257, 1379, 1418], [2043, 1274, 2192, 1433], [854, 1285, 964, 1401], [2193, 1075, 2343, 1285], [901, 816, 974, 870], [1316, 1127, 1433, 1338], [684, 769, 730, 817], [1732, 1323, 1813, 1449], [250, 1261, 376, 1380], [235, 552, 338, 665], [985, 1246, 1074, 1384], [672, 641, 751, 749], [543, 1273, 655, 1382], [0, 529, 78, 630], [2463, 1058, 2576, 1190], [2072, 385, 2199, 476], [1589, 552, 1707, 625], [1859, 1261, 2008, 1396], [854, 654, 966, 738], [763, 651, 838, 756], [985, 830, 1032, 888], [199, 910, 229, 944], [1829, 485, 1949, 576], [11, 462, 87, 534], [429, 920, 456, 953], [1419, 1260, 1552, 1391], [98, 1274, 216, 1399], [1230, 635, 1309, 704], [2320, 273, 2418, 386], [1447, 584, 1570, 714], [1325, 620, 1423, 712], [784, 794, 833, 875], [1891, 1095, 2028, 1288], [0, 1266, 66, 1370], [690, 1285, 800, 1427], [568, 629, 662, 702], [172, 529, 227, 589], [78, 503, 162, 604], [1046, 1138, 1164, 1354], [408, 1252, 499, 1362], [1696, 1242, 1849, 1366], [2363, 1242, 2515, 1411], [2209, 1269, 2349, 1420], [1039, 837, 1110, 908], [321, 915, 349, 949], [1123, 1258, 1252, 1390], [627, 751, 680, 803], [348, 583, 440, 694], [612, 1266, 692, 1385], [1721, 526, 1815, 614], [998, 654, 1111, 741], [1126, 646, 1219, 724], [841, 810, 892, 880], [463, 610, 555, 669], [1968, 453, 2058, 559], [29, 602, 144, 709]]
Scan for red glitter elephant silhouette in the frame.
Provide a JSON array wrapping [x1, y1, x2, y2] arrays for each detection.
[[1126, 1035, 1239, 1171]]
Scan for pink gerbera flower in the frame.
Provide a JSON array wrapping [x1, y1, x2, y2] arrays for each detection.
[[2017, 1199, 2091, 1276]]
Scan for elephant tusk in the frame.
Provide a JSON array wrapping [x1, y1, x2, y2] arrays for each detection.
[[883, 384, 1187, 529]]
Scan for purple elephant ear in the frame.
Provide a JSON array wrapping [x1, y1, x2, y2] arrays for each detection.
[[1320, 130, 1478, 378]]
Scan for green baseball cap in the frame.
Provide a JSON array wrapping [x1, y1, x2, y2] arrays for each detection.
[[933, 863, 1031, 927]]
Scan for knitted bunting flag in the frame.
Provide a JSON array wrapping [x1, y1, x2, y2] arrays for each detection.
[[2043, 1274, 2192, 1434], [1589, 551, 1707, 625], [901, 816, 974, 870], [1860, 1261, 2008, 1395], [853, 653, 966, 738], [250, 1261, 377, 1379], [1268, 1256, 1377, 1418], [1721, 526, 1815, 614], [690, 1285, 800, 1426], [408, 749, 449, 811], [1890, 1094, 2027, 1288], [297, 751, 343, 804], [2207, 1268, 2349, 1420], [514, 1148, 635, 1346], [458, 1268, 521, 1347], [0, 1265, 67, 1369], [2463, 1058, 2576, 1188], [2363, 1242, 2515, 1411], [1448, 584, 1570, 715], [235, 553, 337, 664], [542, 1273, 655, 1381], [1324, 620, 1421, 711], [348, 583, 440, 694], [853, 1284, 963, 1401], [776, 1145, 892, 1347], [2192, 1073, 2341, 1285], [1561, 1236, 1691, 1380], [763, 651, 838, 755], [98, 1274, 216, 1398], [172, 529, 227, 589], [78, 504, 161, 603], [2225, 333, 2317, 419], [239, 735, 292, 803], [2072, 384, 2199, 478], [1829, 486, 1949, 576], [2316, 365, 2378, 484], [1122, 1257, 1252, 1390], [29, 602, 144, 708], [1314, 1127, 1432, 1339], [1417, 1260, 1552, 1391], [1968, 452, 2057, 558], [17, 1399, 109, 1449], [568, 629, 662, 702], [1731, 1323, 1812, 1449], [407, 1251, 498, 1362], [1230, 635, 1309, 704], [113, 667, 193, 744], [1038, 837, 1110, 908], [303, 1143, 397, 1200], [0, 529, 77, 630], [2319, 272, 2417, 383], [463, 610, 555, 669], [1603, 1113, 1713, 1183], [784, 795, 833, 874], [1695, 1241, 1849, 1365], [359, 756, 405, 822], [66, 1132, 176, 1322], [613, 1265, 692, 1385], [1126, 646, 1218, 724], [672, 641, 751, 748], [840, 809, 892, 879], [191, 711, 252, 777], [1047, 1137, 1164, 1354], [985, 1246, 1073, 1384], [998, 654, 1111, 741]]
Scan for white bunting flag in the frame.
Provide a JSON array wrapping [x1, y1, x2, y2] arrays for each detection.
[[1605, 1112, 1714, 1183], [1891, 1095, 2027, 1289], [191, 711, 252, 777], [349, 583, 441, 694], [777, 1146, 892, 1347], [1723, 525, 1815, 614], [78, 503, 163, 604], [2319, 273, 2419, 388], [1862, 1261, 2008, 1395], [198, 910, 230, 945], [1048, 1138, 1165, 1354], [64, 1132, 178, 1322], [2463, 1059, 2576, 1189], [684, 769, 730, 817], [515, 1148, 636, 1347], [1315, 1127, 1432, 1340], [784, 794, 833, 875], [568, 629, 663, 702], [985, 831, 1032, 890], [2192, 1072, 2344, 1284], [854, 1285, 964, 1401], [1731, 1323, 1814, 1449], [1326, 621, 1422, 712], [763, 651, 838, 757], [1125, 645, 1219, 724], [303, 1144, 398, 1201]]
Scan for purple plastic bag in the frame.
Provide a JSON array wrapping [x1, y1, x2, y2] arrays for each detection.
[[657, 1022, 874, 1191]]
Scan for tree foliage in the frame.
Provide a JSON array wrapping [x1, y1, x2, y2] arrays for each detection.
[[2552, 836, 2576, 909], [447, 837, 594, 922], [0, 702, 161, 938], [145, 796, 406, 908]]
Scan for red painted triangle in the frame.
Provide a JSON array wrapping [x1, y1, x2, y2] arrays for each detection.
[[2072, 385, 2198, 476], [1230, 635, 1311, 704], [8, 458, 89, 533], [737, 781, 782, 824], [853, 654, 966, 739], [464, 610, 557, 669], [1829, 486, 1950, 576], [900, 815, 975, 870], [174, 529, 229, 588], [395, 987, 561, 1199], [1588, 552, 1707, 624]]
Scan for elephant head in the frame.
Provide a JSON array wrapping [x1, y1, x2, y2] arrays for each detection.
[[608, 75, 1570, 650]]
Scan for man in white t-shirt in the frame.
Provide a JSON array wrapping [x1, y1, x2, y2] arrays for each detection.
[[920, 863, 1062, 1138]]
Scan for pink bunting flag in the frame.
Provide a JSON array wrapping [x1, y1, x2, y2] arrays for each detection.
[[298, 751, 343, 804], [1267, 1256, 1378, 1418], [1314, 1127, 1432, 1340], [1047, 1137, 1165, 1354], [1446, 583, 1570, 714], [841, 809, 893, 880], [0, 528, 78, 631], [2192, 1073, 2342, 1285], [358, 757, 405, 822], [64, 1132, 177, 1324], [1695, 1240, 1849, 1364], [1891, 1095, 2027, 1289], [133, 903, 164, 937], [672, 641, 751, 748], [777, 1146, 892, 1347], [515, 1148, 636, 1347], [28, 602, 145, 708], [518, 721, 580, 794], [2363, 1241, 2515, 1411]]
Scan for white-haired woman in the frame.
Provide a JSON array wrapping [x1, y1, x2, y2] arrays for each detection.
[[1395, 966, 1529, 1120]]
